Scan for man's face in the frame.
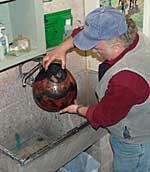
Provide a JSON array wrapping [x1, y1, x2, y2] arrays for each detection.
[[91, 41, 113, 60]]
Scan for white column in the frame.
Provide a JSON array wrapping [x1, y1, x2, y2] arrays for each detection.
[[143, 0, 150, 37], [84, 0, 100, 15]]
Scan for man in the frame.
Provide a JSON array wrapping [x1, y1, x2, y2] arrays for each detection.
[[118, 0, 128, 14], [43, 6, 150, 172]]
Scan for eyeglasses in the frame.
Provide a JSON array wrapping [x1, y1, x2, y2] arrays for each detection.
[[92, 44, 113, 53]]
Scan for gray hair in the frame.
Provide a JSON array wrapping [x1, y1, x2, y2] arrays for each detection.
[[108, 16, 138, 48]]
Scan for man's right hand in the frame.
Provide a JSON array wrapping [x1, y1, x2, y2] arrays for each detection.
[[42, 36, 74, 70], [42, 45, 67, 70]]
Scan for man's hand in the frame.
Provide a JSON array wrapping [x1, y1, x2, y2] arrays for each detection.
[[59, 104, 79, 114], [42, 37, 74, 70], [42, 45, 66, 70], [59, 100, 88, 118]]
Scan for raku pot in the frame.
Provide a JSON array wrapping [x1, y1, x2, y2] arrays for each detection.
[[32, 63, 77, 112]]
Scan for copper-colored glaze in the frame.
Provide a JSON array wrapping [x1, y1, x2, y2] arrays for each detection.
[[32, 63, 77, 112]]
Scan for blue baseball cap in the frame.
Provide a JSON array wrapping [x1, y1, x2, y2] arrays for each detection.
[[73, 6, 128, 50]]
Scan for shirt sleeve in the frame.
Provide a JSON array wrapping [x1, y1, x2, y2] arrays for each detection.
[[71, 27, 83, 37], [86, 70, 150, 129]]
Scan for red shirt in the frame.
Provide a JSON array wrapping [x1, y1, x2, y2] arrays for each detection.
[[72, 28, 150, 129]]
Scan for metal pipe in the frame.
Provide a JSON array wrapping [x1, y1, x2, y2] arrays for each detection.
[[22, 63, 42, 87]]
